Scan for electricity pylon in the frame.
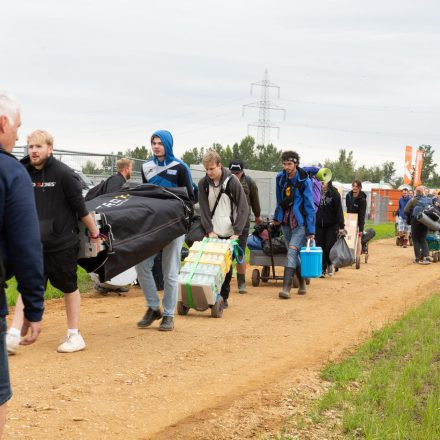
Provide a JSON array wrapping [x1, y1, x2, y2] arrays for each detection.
[[242, 69, 286, 145]]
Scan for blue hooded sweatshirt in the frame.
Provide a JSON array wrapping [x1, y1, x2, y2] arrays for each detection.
[[273, 167, 316, 235], [141, 130, 194, 200]]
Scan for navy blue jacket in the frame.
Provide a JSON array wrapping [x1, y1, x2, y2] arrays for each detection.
[[0, 148, 45, 321], [141, 130, 194, 200], [398, 195, 412, 220]]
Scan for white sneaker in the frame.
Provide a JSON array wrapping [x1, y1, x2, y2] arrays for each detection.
[[57, 333, 86, 353], [6, 333, 20, 355], [328, 265, 334, 276]]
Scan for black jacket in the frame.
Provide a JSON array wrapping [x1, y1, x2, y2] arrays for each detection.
[[346, 190, 367, 232], [104, 172, 127, 193], [21, 155, 89, 253], [1, 149, 45, 321], [316, 184, 345, 229]]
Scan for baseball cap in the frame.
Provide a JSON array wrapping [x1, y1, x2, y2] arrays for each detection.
[[229, 160, 244, 173]]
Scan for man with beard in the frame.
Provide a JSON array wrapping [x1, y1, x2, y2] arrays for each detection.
[[7, 130, 101, 353]]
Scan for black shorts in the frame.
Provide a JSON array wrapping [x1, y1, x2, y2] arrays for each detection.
[[44, 245, 79, 293]]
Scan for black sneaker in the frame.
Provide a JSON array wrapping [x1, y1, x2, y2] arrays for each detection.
[[158, 316, 174, 331], [95, 284, 110, 295], [137, 308, 162, 328], [222, 298, 229, 309]]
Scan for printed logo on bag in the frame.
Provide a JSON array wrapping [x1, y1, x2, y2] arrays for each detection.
[[95, 194, 132, 210]]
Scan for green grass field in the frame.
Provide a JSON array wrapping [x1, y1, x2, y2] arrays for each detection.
[[276, 293, 440, 439], [365, 221, 395, 241]]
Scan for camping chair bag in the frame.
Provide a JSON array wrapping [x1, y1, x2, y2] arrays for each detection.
[[78, 184, 192, 282]]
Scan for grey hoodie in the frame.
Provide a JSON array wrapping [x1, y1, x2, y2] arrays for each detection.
[[198, 167, 249, 237]]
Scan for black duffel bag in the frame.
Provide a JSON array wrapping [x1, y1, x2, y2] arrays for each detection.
[[184, 215, 206, 247], [262, 237, 287, 255], [78, 184, 192, 282]]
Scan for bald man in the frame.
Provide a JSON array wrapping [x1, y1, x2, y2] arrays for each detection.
[[404, 186, 432, 264]]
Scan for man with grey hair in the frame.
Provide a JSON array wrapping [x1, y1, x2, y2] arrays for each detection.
[[0, 92, 45, 438]]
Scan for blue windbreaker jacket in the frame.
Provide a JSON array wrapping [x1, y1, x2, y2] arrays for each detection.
[[273, 167, 316, 235]]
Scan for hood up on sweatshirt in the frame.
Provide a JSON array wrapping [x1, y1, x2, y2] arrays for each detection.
[[151, 130, 175, 165]]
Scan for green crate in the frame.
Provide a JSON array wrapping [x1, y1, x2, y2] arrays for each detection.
[[427, 235, 440, 251]]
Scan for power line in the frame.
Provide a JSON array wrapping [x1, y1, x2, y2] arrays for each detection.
[[278, 97, 440, 114], [243, 69, 286, 145]]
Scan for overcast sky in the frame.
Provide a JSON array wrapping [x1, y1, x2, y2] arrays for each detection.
[[3, 0, 440, 174]]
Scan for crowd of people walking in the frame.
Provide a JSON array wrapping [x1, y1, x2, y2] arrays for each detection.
[[1, 89, 439, 439]]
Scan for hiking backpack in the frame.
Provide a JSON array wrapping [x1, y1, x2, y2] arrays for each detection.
[[412, 196, 433, 219], [280, 169, 321, 213]]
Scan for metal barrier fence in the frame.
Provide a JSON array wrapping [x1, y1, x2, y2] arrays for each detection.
[[13, 147, 280, 218], [13, 146, 145, 184]]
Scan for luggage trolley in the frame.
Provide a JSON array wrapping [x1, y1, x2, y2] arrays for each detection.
[[249, 224, 308, 288], [345, 214, 375, 270]]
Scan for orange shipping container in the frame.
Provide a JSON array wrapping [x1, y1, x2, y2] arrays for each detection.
[[370, 188, 403, 222]]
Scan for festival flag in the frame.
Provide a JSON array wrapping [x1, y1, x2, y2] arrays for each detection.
[[413, 149, 424, 187], [403, 145, 413, 185]]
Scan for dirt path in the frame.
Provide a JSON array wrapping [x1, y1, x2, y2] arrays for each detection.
[[5, 238, 440, 439]]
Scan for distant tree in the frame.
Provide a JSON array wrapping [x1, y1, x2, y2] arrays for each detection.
[[125, 145, 151, 161], [418, 144, 436, 183], [101, 151, 123, 173], [354, 165, 370, 182], [324, 149, 356, 183], [181, 147, 204, 165], [222, 145, 233, 166], [382, 161, 396, 183], [254, 143, 283, 172], [393, 177, 404, 188], [82, 160, 103, 175]]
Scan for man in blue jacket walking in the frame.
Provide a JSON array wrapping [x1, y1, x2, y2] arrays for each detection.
[[273, 151, 315, 298], [135, 130, 193, 331], [396, 187, 411, 248], [0, 92, 45, 438]]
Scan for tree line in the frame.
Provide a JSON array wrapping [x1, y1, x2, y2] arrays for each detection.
[[324, 144, 438, 188], [81, 137, 438, 187]]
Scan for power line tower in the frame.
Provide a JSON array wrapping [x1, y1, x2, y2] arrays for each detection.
[[242, 69, 286, 146]]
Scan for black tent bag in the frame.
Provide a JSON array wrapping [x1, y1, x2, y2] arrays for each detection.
[[361, 228, 376, 246], [78, 184, 192, 282]]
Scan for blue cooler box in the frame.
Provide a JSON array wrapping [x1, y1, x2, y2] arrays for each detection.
[[300, 240, 323, 278]]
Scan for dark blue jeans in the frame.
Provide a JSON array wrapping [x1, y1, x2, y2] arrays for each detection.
[[0, 317, 12, 405]]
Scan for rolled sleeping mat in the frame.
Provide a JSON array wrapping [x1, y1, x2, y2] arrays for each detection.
[[424, 206, 440, 222], [417, 212, 440, 231]]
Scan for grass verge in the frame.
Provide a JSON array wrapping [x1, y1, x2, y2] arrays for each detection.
[[365, 222, 395, 241], [6, 266, 94, 306], [277, 293, 440, 439]]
